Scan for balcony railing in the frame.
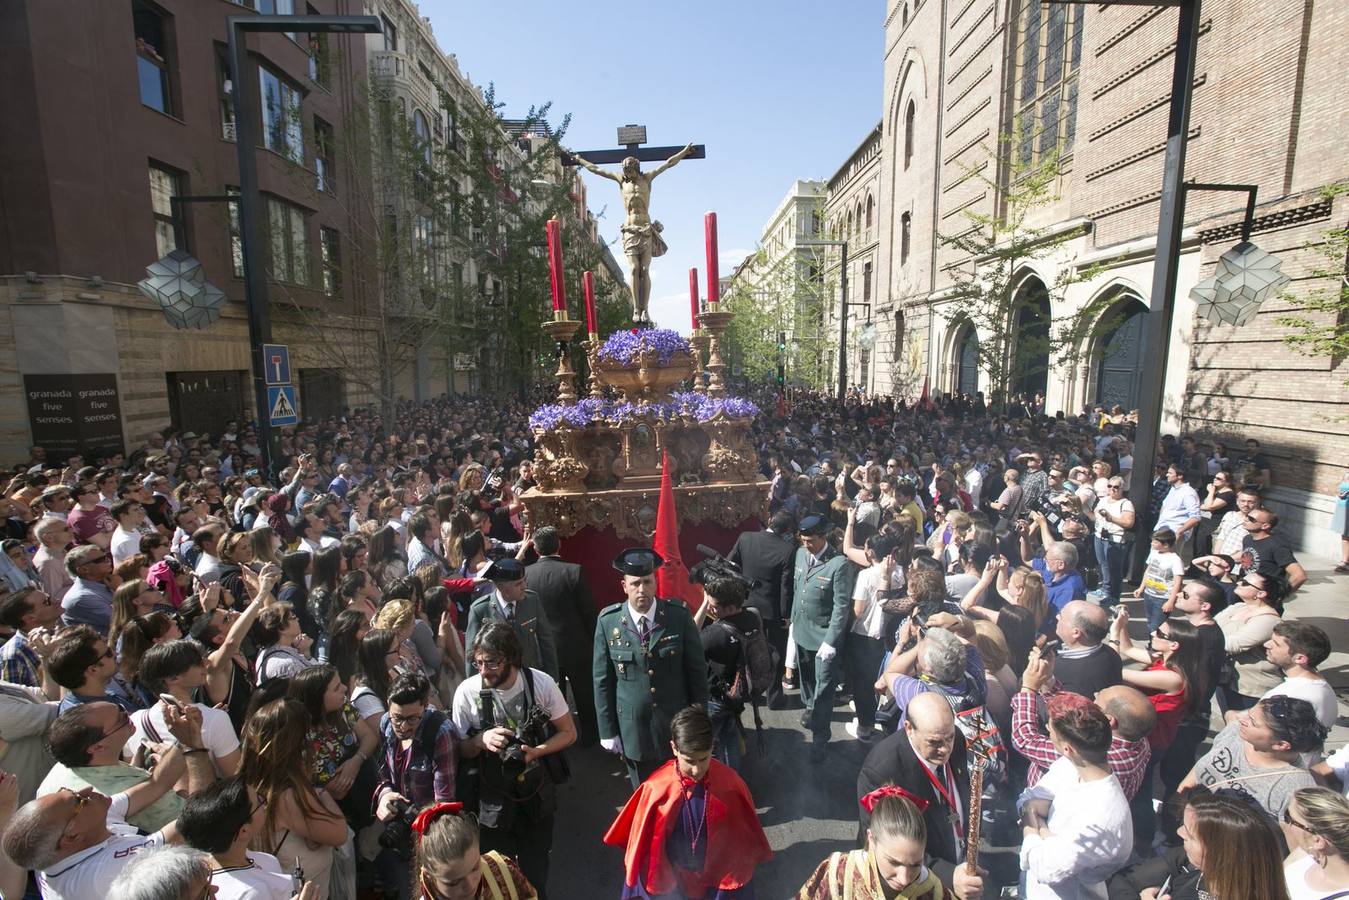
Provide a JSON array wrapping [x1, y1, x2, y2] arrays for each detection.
[[369, 50, 435, 111]]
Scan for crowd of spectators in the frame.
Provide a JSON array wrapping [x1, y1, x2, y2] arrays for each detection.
[[0, 385, 1339, 900]]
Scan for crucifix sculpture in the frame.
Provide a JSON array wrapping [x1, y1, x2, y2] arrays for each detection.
[[564, 126, 706, 325]]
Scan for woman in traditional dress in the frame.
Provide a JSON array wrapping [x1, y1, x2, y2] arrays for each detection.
[[413, 801, 537, 900], [604, 706, 771, 899], [796, 786, 947, 899]]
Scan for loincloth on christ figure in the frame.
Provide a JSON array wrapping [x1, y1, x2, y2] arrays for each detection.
[[621, 220, 668, 259]]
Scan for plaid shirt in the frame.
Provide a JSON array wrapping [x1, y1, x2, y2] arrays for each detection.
[[1011, 687, 1151, 799], [0, 630, 40, 688], [375, 709, 460, 809]]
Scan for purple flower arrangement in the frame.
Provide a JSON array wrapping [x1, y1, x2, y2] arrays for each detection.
[[529, 392, 759, 432], [527, 403, 592, 431], [598, 328, 692, 366]]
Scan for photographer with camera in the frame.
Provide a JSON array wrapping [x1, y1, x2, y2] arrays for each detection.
[[452, 622, 575, 898], [1017, 512, 1087, 615], [374, 671, 462, 900], [693, 573, 767, 770]]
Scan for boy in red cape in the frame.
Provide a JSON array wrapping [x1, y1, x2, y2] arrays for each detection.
[[604, 705, 771, 899]]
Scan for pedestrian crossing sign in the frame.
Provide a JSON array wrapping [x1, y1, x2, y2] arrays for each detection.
[[267, 385, 298, 426]]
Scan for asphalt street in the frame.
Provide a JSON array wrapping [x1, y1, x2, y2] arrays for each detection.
[[544, 551, 1349, 899], [548, 691, 867, 899]]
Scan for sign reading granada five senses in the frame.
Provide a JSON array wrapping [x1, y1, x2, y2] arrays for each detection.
[[24, 373, 125, 459]]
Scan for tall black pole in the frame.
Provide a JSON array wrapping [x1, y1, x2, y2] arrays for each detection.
[[837, 242, 849, 399], [1126, 0, 1202, 578], [224, 14, 380, 478], [227, 19, 277, 478]]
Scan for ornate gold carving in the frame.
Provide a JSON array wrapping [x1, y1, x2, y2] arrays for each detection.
[[531, 424, 589, 493], [520, 482, 770, 541]]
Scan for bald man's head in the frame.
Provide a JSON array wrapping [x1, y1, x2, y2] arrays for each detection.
[[1095, 685, 1157, 743], [1057, 600, 1110, 647], [903, 692, 957, 767]]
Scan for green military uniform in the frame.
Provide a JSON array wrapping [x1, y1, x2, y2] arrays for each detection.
[[788, 518, 857, 753], [464, 588, 559, 680], [593, 549, 709, 790]]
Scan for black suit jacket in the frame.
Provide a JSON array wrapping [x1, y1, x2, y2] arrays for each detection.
[[856, 728, 971, 885], [525, 555, 596, 668], [727, 529, 796, 621]]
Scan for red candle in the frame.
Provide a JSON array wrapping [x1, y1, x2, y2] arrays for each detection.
[[688, 267, 700, 331], [704, 211, 720, 305], [582, 271, 597, 335], [546, 219, 567, 312]]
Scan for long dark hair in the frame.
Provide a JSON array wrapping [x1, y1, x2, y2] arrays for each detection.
[[367, 525, 401, 569], [1160, 618, 1209, 717], [354, 628, 397, 703], [289, 664, 344, 727], [311, 545, 342, 594], [1182, 788, 1291, 900], [328, 609, 367, 685], [996, 604, 1037, 676], [279, 550, 311, 592], [240, 698, 330, 846]]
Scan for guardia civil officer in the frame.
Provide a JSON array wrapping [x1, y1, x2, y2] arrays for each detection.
[[789, 514, 858, 764], [593, 548, 710, 789], [464, 558, 559, 680]]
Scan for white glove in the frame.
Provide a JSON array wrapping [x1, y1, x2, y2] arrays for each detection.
[[817, 642, 837, 662], [600, 736, 624, 756]]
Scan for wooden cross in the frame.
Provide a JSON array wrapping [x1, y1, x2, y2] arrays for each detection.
[[561, 124, 706, 166]]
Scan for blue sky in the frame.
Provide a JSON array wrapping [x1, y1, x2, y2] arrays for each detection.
[[419, 0, 883, 330]]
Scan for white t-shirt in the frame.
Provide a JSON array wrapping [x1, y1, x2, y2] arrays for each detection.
[[451, 667, 569, 734], [964, 468, 983, 509], [1264, 676, 1340, 730], [1283, 853, 1347, 900], [213, 852, 294, 900], [110, 527, 142, 566], [851, 562, 903, 639], [125, 701, 240, 765], [1140, 549, 1184, 599], [1322, 744, 1349, 799], [1095, 496, 1134, 539], [38, 830, 167, 900]]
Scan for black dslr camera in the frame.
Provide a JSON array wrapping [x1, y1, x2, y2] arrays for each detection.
[[497, 703, 552, 775], [378, 797, 419, 860]]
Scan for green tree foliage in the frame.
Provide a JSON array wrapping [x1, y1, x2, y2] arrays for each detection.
[[1277, 184, 1349, 381], [939, 127, 1106, 407], [269, 56, 626, 414], [723, 246, 836, 390]]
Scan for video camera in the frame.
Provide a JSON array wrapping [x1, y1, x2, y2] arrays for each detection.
[[688, 544, 757, 590]]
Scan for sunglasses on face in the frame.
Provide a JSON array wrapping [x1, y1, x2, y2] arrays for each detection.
[[58, 788, 93, 839], [1282, 808, 1313, 832]]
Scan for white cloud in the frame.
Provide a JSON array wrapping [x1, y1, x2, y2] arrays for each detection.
[[649, 291, 695, 331]]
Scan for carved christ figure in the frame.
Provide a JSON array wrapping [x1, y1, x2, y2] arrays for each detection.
[[572, 143, 695, 323]]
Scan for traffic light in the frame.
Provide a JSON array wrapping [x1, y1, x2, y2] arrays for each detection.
[[777, 331, 787, 353], [776, 331, 786, 385]]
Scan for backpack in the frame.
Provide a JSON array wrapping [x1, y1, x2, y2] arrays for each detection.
[[715, 609, 775, 754], [716, 608, 774, 703]]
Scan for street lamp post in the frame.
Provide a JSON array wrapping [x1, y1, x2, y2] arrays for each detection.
[[1045, 0, 1199, 577], [802, 239, 866, 399], [226, 14, 380, 475]]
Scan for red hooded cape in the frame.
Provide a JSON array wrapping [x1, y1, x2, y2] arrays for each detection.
[[603, 759, 772, 896]]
